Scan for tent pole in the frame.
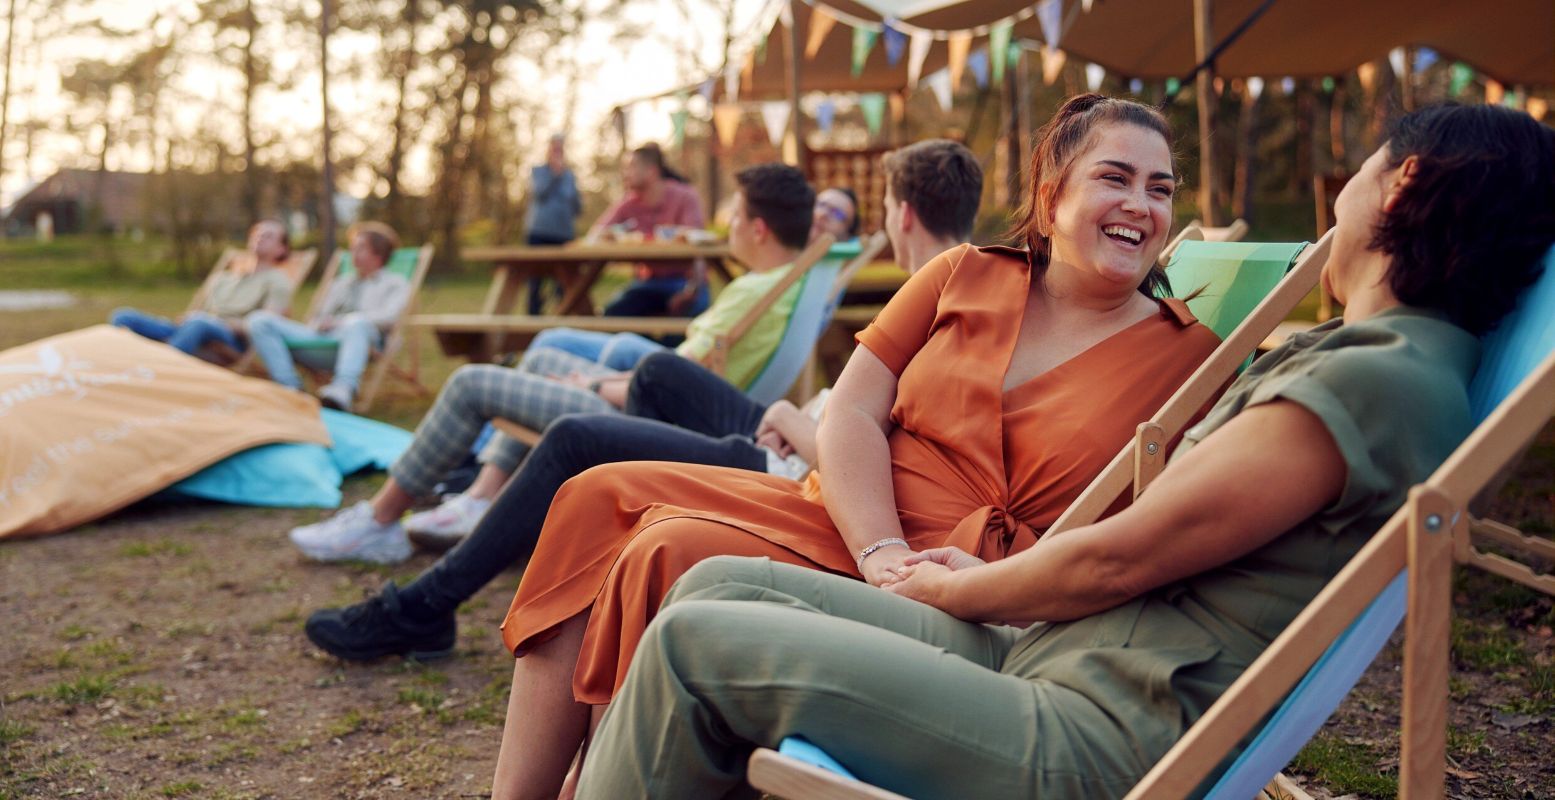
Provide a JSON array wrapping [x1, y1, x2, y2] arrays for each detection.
[[1193, 0, 1219, 225], [784, 0, 807, 173]]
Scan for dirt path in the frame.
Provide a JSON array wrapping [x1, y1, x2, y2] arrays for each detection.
[[1, 481, 520, 799]]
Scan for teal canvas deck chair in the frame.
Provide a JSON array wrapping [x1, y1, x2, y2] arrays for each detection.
[[286, 245, 434, 413], [1122, 241, 1555, 800], [746, 232, 1333, 800]]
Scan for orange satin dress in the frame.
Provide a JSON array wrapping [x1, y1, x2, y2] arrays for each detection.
[[499, 244, 1223, 704]]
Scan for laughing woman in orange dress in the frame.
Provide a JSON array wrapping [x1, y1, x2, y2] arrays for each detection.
[[489, 95, 1223, 799]]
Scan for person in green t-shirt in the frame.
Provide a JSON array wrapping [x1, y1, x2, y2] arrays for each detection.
[[109, 219, 293, 355], [287, 164, 817, 565]]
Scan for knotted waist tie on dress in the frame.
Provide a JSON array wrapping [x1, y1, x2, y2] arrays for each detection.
[[942, 504, 1041, 561]]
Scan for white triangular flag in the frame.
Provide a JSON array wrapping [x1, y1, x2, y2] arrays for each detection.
[[906, 31, 932, 89], [1389, 47, 1406, 78], [779, 1, 792, 30], [724, 61, 741, 102], [761, 102, 791, 147], [1037, 0, 1063, 48], [1085, 63, 1104, 91], [1247, 76, 1265, 100], [1081, 0, 1094, 10], [926, 69, 953, 112]]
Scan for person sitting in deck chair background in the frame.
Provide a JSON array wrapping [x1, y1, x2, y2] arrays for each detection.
[[246, 221, 410, 412], [111, 219, 294, 356]]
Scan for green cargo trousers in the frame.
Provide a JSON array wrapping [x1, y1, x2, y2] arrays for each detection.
[[575, 555, 1156, 799]]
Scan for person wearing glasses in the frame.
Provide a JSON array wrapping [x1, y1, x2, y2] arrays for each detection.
[[811, 187, 860, 244]]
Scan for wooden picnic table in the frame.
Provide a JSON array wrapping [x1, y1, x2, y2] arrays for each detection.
[[461, 241, 735, 317], [416, 241, 734, 361]]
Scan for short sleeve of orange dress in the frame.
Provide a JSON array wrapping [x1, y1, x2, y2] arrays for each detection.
[[853, 244, 962, 375]]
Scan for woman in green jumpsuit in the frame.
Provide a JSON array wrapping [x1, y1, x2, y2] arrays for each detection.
[[573, 103, 1555, 799]]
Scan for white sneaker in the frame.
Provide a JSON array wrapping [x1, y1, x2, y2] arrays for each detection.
[[404, 494, 493, 551], [317, 382, 354, 412], [289, 501, 412, 564]]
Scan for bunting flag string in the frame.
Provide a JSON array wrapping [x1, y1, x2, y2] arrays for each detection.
[[1449, 62, 1474, 96], [859, 93, 887, 136], [906, 31, 932, 89], [1280, 77, 1295, 95], [1485, 79, 1504, 105], [967, 49, 990, 89], [761, 102, 791, 148], [947, 31, 973, 89], [988, 20, 1012, 85], [713, 104, 742, 149], [852, 26, 879, 76], [1527, 97, 1548, 121], [697, 79, 716, 104], [1247, 76, 1265, 100], [1414, 48, 1439, 73], [1357, 62, 1378, 94], [805, 6, 836, 59], [882, 19, 907, 66]]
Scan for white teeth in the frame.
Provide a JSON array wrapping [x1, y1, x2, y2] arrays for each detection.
[[1103, 225, 1143, 243]]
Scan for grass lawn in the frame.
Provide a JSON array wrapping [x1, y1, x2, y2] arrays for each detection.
[[0, 235, 1551, 799]]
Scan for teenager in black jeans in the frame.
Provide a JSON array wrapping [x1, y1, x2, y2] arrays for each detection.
[[302, 139, 985, 660]]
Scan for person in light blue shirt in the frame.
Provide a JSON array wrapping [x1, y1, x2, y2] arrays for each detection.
[[525, 134, 583, 314]]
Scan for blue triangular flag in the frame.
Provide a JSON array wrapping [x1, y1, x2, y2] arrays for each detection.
[[967, 49, 990, 89], [882, 19, 907, 66], [816, 98, 837, 134]]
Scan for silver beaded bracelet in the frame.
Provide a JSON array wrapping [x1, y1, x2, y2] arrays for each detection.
[[855, 537, 910, 573]]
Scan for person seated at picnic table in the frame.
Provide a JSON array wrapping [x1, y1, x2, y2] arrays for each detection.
[[110, 219, 293, 356], [588, 142, 709, 318], [573, 102, 1555, 800], [244, 221, 409, 412], [810, 186, 860, 244], [287, 163, 817, 565], [486, 95, 1229, 799], [521, 186, 863, 371], [298, 139, 984, 662]]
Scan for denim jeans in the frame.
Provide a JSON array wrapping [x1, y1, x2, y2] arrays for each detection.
[[110, 307, 242, 355], [244, 310, 381, 392], [525, 231, 573, 315], [528, 328, 669, 372], [603, 277, 711, 318], [400, 412, 768, 617]]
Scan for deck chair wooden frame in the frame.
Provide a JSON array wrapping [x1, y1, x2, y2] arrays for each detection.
[[191, 247, 319, 364], [490, 235, 842, 448], [744, 231, 1335, 800], [291, 245, 434, 413], [1160, 220, 1250, 267]]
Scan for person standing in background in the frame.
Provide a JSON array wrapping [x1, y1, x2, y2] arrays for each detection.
[[524, 135, 583, 315]]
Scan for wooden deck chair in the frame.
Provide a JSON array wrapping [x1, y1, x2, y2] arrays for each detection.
[[191, 247, 318, 364], [287, 245, 434, 413], [745, 232, 1334, 800], [1124, 241, 1555, 800], [489, 235, 859, 446]]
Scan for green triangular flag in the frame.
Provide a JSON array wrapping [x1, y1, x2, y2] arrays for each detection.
[[1450, 62, 1474, 96], [1321, 76, 1335, 93], [1166, 77, 1181, 96], [671, 109, 688, 148], [756, 37, 768, 65], [859, 93, 887, 136], [989, 21, 1013, 85], [852, 27, 879, 77]]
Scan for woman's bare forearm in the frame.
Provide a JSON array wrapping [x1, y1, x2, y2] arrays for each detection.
[[818, 408, 903, 554]]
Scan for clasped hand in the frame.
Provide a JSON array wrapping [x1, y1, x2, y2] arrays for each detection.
[[877, 546, 987, 611]]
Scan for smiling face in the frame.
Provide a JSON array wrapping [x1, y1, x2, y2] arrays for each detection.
[[1046, 123, 1176, 291], [350, 233, 386, 276], [812, 188, 857, 241]]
